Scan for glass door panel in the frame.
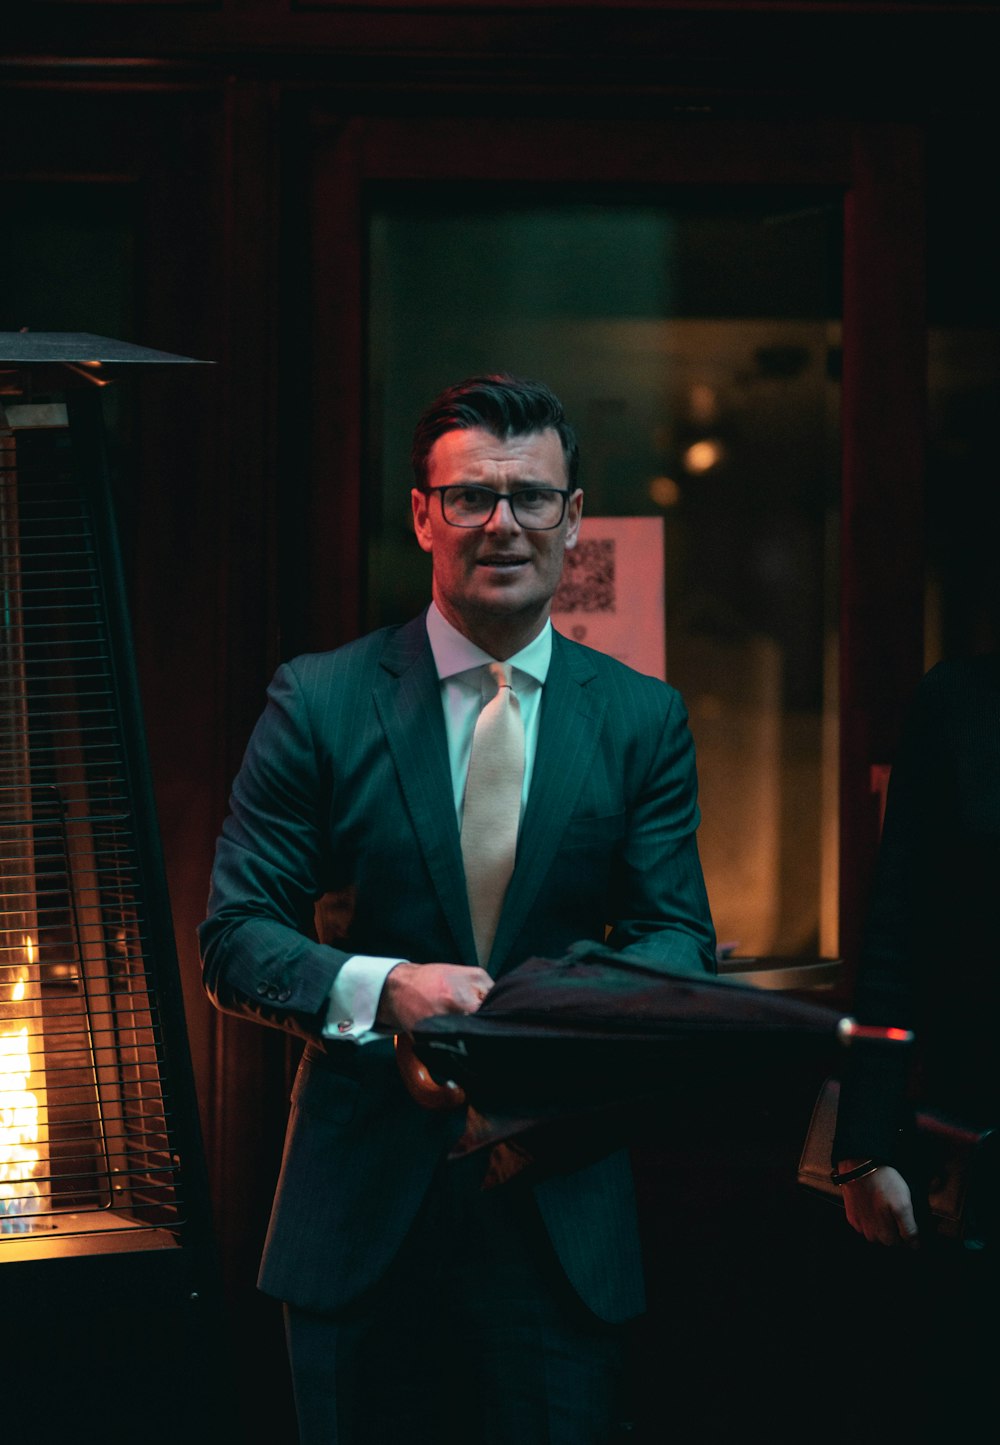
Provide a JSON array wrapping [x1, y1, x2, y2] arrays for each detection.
[[367, 193, 841, 960]]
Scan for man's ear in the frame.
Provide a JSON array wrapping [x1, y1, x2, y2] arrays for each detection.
[[564, 489, 584, 551], [411, 488, 433, 554]]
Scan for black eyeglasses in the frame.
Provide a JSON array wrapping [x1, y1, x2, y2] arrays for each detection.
[[422, 485, 572, 530]]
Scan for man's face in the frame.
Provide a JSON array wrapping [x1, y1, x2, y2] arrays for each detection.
[[411, 426, 583, 651]]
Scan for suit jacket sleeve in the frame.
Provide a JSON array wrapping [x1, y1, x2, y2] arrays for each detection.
[[198, 660, 350, 1040], [832, 668, 938, 1163], [604, 681, 717, 978], [834, 654, 1000, 1162]]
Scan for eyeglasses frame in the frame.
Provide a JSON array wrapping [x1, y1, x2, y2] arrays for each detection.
[[418, 483, 574, 530]]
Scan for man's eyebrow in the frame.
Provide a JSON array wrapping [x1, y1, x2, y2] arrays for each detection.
[[451, 478, 559, 489]]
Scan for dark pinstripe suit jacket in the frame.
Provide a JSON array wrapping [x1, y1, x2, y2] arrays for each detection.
[[199, 611, 716, 1321]]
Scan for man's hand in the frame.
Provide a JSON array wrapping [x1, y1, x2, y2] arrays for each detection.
[[376, 962, 494, 1034], [840, 1164, 919, 1248]]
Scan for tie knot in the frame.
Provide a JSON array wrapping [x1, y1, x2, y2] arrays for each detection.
[[486, 661, 512, 696]]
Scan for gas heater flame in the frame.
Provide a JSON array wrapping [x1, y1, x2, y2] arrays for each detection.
[[0, 936, 42, 1233]]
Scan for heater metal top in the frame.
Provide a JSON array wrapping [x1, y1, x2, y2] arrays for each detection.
[[0, 333, 211, 366]]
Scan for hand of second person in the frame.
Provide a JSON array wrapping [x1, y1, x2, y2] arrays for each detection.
[[376, 962, 494, 1033], [841, 1164, 919, 1248]]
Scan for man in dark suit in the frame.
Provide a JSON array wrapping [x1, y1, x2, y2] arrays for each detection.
[[199, 374, 717, 1444]]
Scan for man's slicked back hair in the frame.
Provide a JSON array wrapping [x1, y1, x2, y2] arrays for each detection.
[[411, 373, 579, 490]]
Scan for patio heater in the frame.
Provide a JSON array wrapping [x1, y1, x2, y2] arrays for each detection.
[[0, 334, 225, 1438]]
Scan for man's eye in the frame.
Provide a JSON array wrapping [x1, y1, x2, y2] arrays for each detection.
[[453, 488, 488, 506], [515, 489, 548, 508]]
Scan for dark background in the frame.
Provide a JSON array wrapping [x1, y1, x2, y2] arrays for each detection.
[[2, 3, 997, 1439]]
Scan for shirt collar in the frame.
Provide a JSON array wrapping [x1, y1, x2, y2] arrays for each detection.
[[426, 601, 552, 685]]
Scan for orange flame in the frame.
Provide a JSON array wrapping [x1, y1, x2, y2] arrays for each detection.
[[0, 936, 42, 1232]]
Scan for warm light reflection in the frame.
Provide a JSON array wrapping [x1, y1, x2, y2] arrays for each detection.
[[0, 936, 42, 1233], [65, 362, 110, 387], [648, 475, 681, 508], [682, 438, 725, 474]]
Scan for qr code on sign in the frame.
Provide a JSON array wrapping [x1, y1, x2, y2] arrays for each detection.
[[553, 539, 616, 614]]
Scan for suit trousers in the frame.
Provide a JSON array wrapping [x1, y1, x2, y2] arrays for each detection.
[[283, 1150, 629, 1445]]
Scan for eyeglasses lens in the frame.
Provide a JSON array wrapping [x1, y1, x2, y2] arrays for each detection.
[[442, 487, 565, 529]]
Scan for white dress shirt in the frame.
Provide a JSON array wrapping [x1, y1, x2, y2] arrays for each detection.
[[323, 603, 552, 1040]]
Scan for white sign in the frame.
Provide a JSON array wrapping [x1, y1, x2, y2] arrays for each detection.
[[552, 516, 666, 681]]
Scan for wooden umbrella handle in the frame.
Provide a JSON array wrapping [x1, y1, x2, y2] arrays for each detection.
[[394, 1032, 466, 1111]]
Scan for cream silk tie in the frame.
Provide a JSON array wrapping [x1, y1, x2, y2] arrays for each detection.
[[460, 661, 525, 968]]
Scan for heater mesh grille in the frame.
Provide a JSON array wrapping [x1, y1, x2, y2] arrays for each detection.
[[1, 414, 183, 1249]]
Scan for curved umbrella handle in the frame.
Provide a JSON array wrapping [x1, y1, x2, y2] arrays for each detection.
[[394, 1032, 466, 1111]]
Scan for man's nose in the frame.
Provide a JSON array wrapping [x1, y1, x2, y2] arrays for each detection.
[[484, 495, 522, 533]]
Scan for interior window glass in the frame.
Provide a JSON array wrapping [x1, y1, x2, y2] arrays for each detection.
[[368, 193, 841, 960]]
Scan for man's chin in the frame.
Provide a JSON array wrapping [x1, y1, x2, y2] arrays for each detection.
[[468, 580, 540, 613], [462, 583, 552, 622]]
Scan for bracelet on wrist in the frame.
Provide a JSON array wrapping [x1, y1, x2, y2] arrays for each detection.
[[830, 1159, 881, 1186]]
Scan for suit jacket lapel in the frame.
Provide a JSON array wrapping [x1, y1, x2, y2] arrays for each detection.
[[489, 632, 607, 975], [373, 614, 477, 965]]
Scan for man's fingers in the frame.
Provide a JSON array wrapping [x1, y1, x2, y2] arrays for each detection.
[[897, 1214, 920, 1248], [376, 961, 498, 1030]]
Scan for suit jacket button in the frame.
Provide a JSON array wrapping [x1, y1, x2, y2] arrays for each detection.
[[256, 982, 268, 996], [278, 988, 291, 1002], [267, 985, 279, 1000]]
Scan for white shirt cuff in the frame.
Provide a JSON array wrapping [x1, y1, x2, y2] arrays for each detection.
[[322, 955, 403, 1041]]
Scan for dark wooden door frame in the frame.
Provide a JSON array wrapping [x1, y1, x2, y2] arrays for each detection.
[[839, 123, 926, 996], [300, 108, 927, 995]]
